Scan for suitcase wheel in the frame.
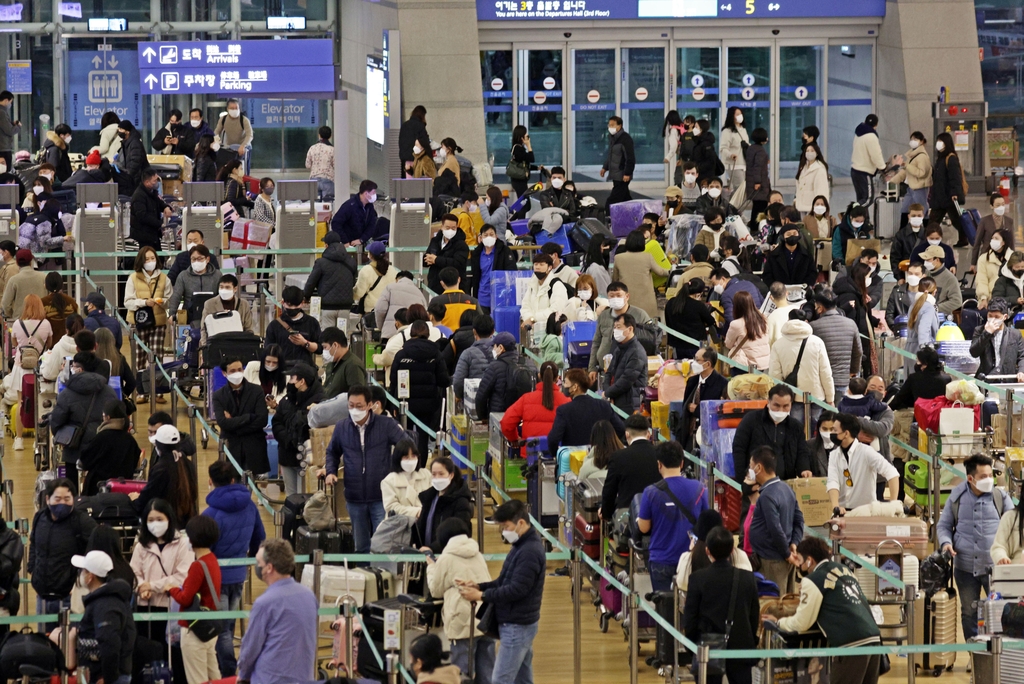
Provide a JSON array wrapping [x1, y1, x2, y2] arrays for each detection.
[[600, 612, 611, 633]]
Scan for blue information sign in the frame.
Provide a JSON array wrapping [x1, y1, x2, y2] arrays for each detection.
[[66, 48, 141, 130], [140, 66, 334, 95], [478, 0, 885, 20], [5, 61, 31, 95], [137, 40, 333, 69], [248, 98, 320, 128]]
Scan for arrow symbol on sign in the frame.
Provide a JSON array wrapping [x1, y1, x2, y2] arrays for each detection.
[[107, 56, 118, 68], [91, 56, 102, 68], [142, 47, 156, 63], [144, 74, 157, 89], [720, 3, 731, 9], [768, 2, 779, 9]]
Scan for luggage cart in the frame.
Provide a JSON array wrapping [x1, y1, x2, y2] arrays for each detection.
[[181, 182, 225, 258], [624, 540, 656, 663], [922, 429, 990, 544], [757, 623, 829, 684], [32, 369, 54, 472]]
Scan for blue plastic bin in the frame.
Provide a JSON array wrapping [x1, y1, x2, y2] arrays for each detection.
[[493, 306, 521, 343]]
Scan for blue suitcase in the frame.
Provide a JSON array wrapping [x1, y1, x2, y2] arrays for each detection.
[[535, 224, 575, 254], [563, 321, 597, 368], [493, 306, 521, 342]]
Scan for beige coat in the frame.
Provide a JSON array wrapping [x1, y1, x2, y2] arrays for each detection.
[[125, 270, 172, 326], [425, 534, 492, 640], [380, 468, 433, 518], [0, 261, 18, 303], [975, 249, 1007, 304], [991, 509, 1024, 565], [1, 266, 47, 319], [611, 251, 669, 319], [890, 146, 932, 190], [794, 160, 830, 213], [695, 226, 724, 253], [129, 533, 195, 607], [200, 295, 255, 346], [768, 320, 835, 404], [724, 316, 770, 371]]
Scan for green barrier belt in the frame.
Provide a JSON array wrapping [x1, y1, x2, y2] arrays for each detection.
[[889, 435, 968, 479], [712, 641, 988, 660], [0, 607, 343, 626]]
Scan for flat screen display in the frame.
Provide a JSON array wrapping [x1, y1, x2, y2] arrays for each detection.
[[477, 0, 885, 21]]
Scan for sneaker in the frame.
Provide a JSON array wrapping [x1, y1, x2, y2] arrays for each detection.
[[13, 437, 23, 451], [155, 395, 167, 404], [484, 515, 497, 525]]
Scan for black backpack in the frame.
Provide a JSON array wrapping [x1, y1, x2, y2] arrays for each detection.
[[503, 356, 534, 408], [548, 275, 575, 301], [634, 321, 662, 356]]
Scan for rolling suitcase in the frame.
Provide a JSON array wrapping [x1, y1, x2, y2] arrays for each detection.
[[569, 217, 614, 252], [300, 564, 366, 616], [201, 331, 262, 369], [916, 585, 957, 676], [648, 590, 678, 670], [827, 516, 930, 558], [715, 400, 766, 429], [75, 492, 140, 554], [203, 310, 243, 338], [354, 567, 393, 603], [556, 446, 586, 499], [715, 482, 741, 532], [527, 456, 559, 530], [573, 477, 602, 524], [100, 478, 147, 494], [574, 514, 601, 560]]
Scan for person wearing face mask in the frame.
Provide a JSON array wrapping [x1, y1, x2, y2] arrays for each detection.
[[168, 229, 219, 285], [992, 250, 1024, 307], [520, 252, 571, 326], [411, 136, 438, 179], [424, 214, 469, 293], [909, 225, 956, 277], [600, 116, 636, 210], [213, 98, 253, 162], [151, 108, 185, 154], [70, 549, 138, 684], [415, 456, 474, 553], [380, 440, 432, 518], [41, 123, 74, 182], [935, 454, 1010, 639], [399, 105, 431, 176], [251, 177, 276, 225], [263, 285, 322, 366], [688, 117, 722, 186], [762, 226, 817, 287], [890, 204, 927, 282], [802, 195, 835, 247], [885, 261, 924, 334], [199, 273, 254, 346], [677, 162, 702, 205], [765, 537, 883, 681], [332, 179, 379, 247], [29, 478, 97, 626], [929, 131, 969, 247], [709, 267, 763, 333], [604, 313, 649, 413], [826, 412, 899, 514], [662, 110, 686, 185], [745, 447, 804, 594], [695, 206, 728, 253], [611, 230, 668, 319], [474, 330, 536, 419], [319, 327, 364, 400], [125, 246, 171, 382], [78, 400, 140, 496], [693, 178, 738, 217], [271, 362, 324, 496], [917, 244, 963, 317], [972, 192, 1016, 272], [129, 168, 173, 251], [560, 273, 609, 323], [581, 235, 614, 296], [434, 137, 463, 195], [213, 357, 271, 478], [850, 113, 886, 205], [975, 226, 1012, 307], [218, 159, 253, 217], [719, 107, 749, 200], [890, 131, 932, 227], [167, 245, 223, 325], [538, 167, 580, 219], [794, 142, 830, 214], [507, 125, 538, 200], [469, 224, 516, 313], [305, 125, 336, 201], [321, 385, 413, 551], [733, 385, 813, 487], [191, 133, 219, 182], [674, 344, 727, 448], [179, 108, 214, 160], [115, 119, 147, 195], [970, 298, 1024, 381], [855, 247, 885, 307], [830, 202, 870, 263], [49, 351, 118, 489], [807, 411, 838, 477]]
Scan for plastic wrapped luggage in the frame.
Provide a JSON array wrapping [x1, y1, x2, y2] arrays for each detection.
[[716, 400, 765, 429], [992, 564, 1024, 599], [300, 564, 366, 616], [534, 224, 574, 254], [563, 321, 596, 369], [609, 199, 662, 237], [492, 306, 520, 343], [556, 446, 585, 498], [574, 477, 602, 523], [827, 516, 930, 558], [574, 514, 600, 560], [100, 479, 147, 494], [979, 597, 1015, 635]]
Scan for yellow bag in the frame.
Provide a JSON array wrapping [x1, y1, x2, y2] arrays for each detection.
[[570, 449, 587, 475], [727, 373, 773, 400]]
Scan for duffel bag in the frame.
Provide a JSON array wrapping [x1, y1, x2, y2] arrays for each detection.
[[0, 629, 65, 681]]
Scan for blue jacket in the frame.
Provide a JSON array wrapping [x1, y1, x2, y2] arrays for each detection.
[[331, 195, 378, 245], [84, 308, 122, 349], [324, 413, 412, 503], [937, 481, 1013, 576], [720, 278, 763, 332], [749, 477, 804, 561], [480, 526, 546, 625], [203, 483, 266, 585]]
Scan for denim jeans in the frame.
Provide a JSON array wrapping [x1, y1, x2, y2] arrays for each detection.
[[492, 622, 538, 684], [649, 562, 677, 593], [450, 635, 496, 684], [36, 595, 69, 633], [349, 500, 386, 554], [215, 582, 244, 676], [953, 568, 989, 640], [281, 466, 302, 497]]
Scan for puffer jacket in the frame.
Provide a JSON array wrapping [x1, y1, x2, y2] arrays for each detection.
[[272, 381, 325, 468], [605, 337, 647, 414], [129, 533, 194, 608], [990, 508, 1024, 566], [416, 665, 463, 684], [49, 371, 118, 465], [29, 507, 97, 599], [851, 122, 885, 174], [381, 469, 432, 518], [767, 320, 835, 404], [167, 267, 223, 319], [78, 578, 136, 684], [976, 248, 1008, 304], [324, 412, 413, 502], [305, 242, 357, 309], [18, 214, 62, 253], [992, 263, 1024, 304], [476, 349, 536, 418], [500, 382, 572, 442], [416, 481, 475, 553], [203, 483, 266, 586], [192, 150, 217, 182], [719, 126, 748, 170], [520, 274, 570, 326], [118, 130, 147, 194], [426, 534, 492, 640], [794, 160, 830, 213], [691, 130, 721, 182], [810, 309, 863, 387], [374, 277, 428, 339], [42, 131, 72, 181], [889, 224, 923, 280], [0, 526, 23, 613], [885, 284, 913, 330], [452, 336, 492, 399], [932, 152, 965, 210], [390, 337, 450, 433], [479, 526, 546, 625], [890, 145, 932, 190]]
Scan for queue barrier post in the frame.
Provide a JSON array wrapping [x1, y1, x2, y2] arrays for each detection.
[[628, 552, 639, 684], [696, 643, 710, 684], [148, 352, 156, 415], [342, 595, 358, 678], [991, 634, 1002, 684], [188, 405, 198, 451], [58, 605, 70, 684], [3, 481, 13, 522], [386, 652, 400, 684], [571, 548, 582, 684], [803, 399, 811, 440], [475, 464, 486, 553], [906, 583, 917, 684], [170, 380, 178, 423], [1007, 389, 1015, 447], [17, 518, 27, 613], [274, 509, 285, 539], [400, 400, 408, 430]]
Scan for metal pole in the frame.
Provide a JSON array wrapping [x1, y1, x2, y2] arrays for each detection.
[[931, 448, 941, 548], [189, 406, 198, 448], [400, 400, 408, 430], [312, 548, 324, 604], [906, 583, 916, 684], [170, 383, 178, 423], [148, 352, 156, 414], [803, 398, 811, 440], [673, 585, 682, 684], [696, 643, 709, 684], [572, 549, 582, 684], [3, 480, 13, 523], [475, 465, 485, 552], [385, 653, 400, 684], [342, 597, 357, 677], [18, 518, 27, 613], [629, 552, 639, 684], [1008, 388, 1016, 447], [58, 606, 70, 684], [992, 634, 1003, 684], [274, 510, 284, 539]]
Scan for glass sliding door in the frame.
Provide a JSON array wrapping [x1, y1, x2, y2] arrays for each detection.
[[676, 46, 721, 135], [570, 47, 617, 182], [517, 48, 564, 170], [725, 46, 771, 152], [481, 49, 514, 183], [778, 45, 824, 183], [827, 44, 873, 178], [622, 47, 666, 181]]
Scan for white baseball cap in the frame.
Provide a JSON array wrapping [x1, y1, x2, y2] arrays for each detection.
[[154, 424, 181, 445], [71, 550, 113, 578]]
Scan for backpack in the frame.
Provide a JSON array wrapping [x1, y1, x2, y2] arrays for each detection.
[[548, 275, 575, 301], [714, 156, 726, 177], [18, 321, 42, 370], [503, 356, 534, 408]]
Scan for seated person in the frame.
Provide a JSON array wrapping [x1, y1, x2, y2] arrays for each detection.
[[535, 166, 579, 221], [62, 151, 111, 189]]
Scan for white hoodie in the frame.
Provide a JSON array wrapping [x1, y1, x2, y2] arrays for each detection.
[[425, 534, 492, 640], [767, 319, 835, 403]]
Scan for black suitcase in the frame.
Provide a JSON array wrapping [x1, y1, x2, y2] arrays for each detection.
[[361, 595, 444, 640], [0, 629, 66, 681], [282, 493, 310, 544], [648, 590, 678, 669], [202, 331, 262, 369], [337, 520, 355, 553], [76, 493, 141, 555], [570, 217, 614, 252], [294, 525, 322, 557]]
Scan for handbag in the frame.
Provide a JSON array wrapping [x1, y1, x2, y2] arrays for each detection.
[[782, 338, 808, 388], [134, 274, 163, 331], [351, 270, 385, 316], [505, 145, 530, 181], [53, 391, 98, 450], [476, 601, 499, 639], [692, 568, 741, 678], [187, 560, 223, 642]]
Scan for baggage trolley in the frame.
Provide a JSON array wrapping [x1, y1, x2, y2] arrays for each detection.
[[624, 540, 656, 660], [758, 622, 829, 684]]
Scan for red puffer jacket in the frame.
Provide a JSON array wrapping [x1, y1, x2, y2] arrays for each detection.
[[500, 382, 572, 443]]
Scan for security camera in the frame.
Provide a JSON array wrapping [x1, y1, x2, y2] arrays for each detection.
[[564, 32, 572, 38], [772, 29, 780, 35]]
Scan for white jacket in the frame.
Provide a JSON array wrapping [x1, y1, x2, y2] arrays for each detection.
[[767, 320, 835, 404], [794, 160, 830, 213], [975, 249, 1006, 304], [425, 534, 492, 640], [719, 126, 750, 171], [766, 303, 798, 347], [380, 468, 432, 518], [851, 129, 885, 174], [664, 127, 680, 163], [521, 275, 569, 325], [676, 548, 751, 591], [40, 333, 77, 382], [561, 296, 609, 323]]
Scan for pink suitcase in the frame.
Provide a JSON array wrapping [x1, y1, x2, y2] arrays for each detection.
[[101, 479, 147, 494], [828, 516, 930, 559]]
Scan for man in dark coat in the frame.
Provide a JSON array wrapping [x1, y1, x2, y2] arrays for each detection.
[[732, 384, 813, 482], [547, 368, 625, 460], [213, 357, 270, 475], [762, 224, 816, 287], [675, 346, 728, 449], [272, 363, 324, 490], [476, 332, 536, 422], [129, 168, 172, 251], [398, 106, 430, 176], [42, 124, 73, 182], [331, 180, 378, 246], [29, 478, 96, 620], [970, 299, 1024, 380], [601, 116, 635, 209], [72, 550, 136, 684], [116, 119, 148, 196], [600, 414, 661, 521], [62, 150, 112, 189], [304, 232, 357, 319], [390, 320, 451, 463], [604, 313, 648, 414], [177, 108, 216, 159], [425, 216, 470, 293]]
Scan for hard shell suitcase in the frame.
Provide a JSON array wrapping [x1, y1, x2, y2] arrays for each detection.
[[903, 458, 960, 507], [828, 516, 930, 559], [203, 310, 243, 338], [715, 482, 741, 532], [916, 587, 957, 676], [574, 514, 601, 561], [649, 590, 678, 669], [201, 331, 262, 369], [300, 564, 366, 617], [100, 478, 147, 494], [354, 567, 393, 604], [74, 493, 140, 554], [979, 597, 1014, 635], [716, 400, 766, 429], [569, 217, 614, 252], [573, 477, 603, 523], [556, 446, 586, 499], [528, 456, 559, 529]]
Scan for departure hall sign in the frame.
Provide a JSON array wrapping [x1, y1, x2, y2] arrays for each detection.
[[137, 39, 335, 95], [479, 0, 885, 20]]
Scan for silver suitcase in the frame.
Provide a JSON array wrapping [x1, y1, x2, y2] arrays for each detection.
[[573, 477, 603, 524], [873, 198, 900, 240], [978, 598, 1015, 635]]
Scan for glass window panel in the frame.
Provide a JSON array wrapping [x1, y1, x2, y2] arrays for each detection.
[[242, 0, 327, 21], [676, 46, 720, 134], [518, 49, 563, 170], [81, 0, 151, 22], [571, 48, 616, 181], [827, 44, 873, 178], [778, 45, 823, 181], [481, 50, 514, 184], [622, 47, 665, 181], [725, 46, 771, 151]]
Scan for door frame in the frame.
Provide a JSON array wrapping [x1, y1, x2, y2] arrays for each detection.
[[513, 42, 570, 173], [619, 42, 671, 182], [773, 39, 829, 188], [566, 41, 620, 181]]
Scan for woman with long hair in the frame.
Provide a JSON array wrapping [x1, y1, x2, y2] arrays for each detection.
[[437, 137, 463, 190], [125, 245, 171, 395], [11, 294, 51, 450], [723, 290, 769, 374], [664, 278, 718, 359], [218, 160, 252, 215], [40, 312, 84, 382], [578, 419, 624, 480], [96, 110, 122, 162], [129, 498, 194, 645], [479, 185, 509, 231], [244, 344, 287, 410], [80, 399, 141, 496], [929, 131, 968, 247], [891, 130, 932, 225], [662, 110, 685, 185], [87, 525, 136, 590], [499, 361, 570, 443], [795, 142, 830, 214], [41, 271, 77, 340], [415, 456, 474, 553], [611, 230, 668, 317], [745, 126, 771, 221], [381, 439, 432, 518], [94, 327, 137, 412], [133, 424, 198, 525], [509, 125, 536, 199], [720, 106, 749, 203], [583, 237, 613, 296], [192, 134, 218, 182], [976, 227, 1012, 307], [561, 273, 609, 323], [904, 276, 939, 377], [353, 241, 399, 317], [835, 260, 883, 377]]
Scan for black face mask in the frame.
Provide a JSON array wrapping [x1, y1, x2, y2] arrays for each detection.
[[784, 235, 801, 246], [710, 223, 722, 231], [1013, 270, 1024, 278], [283, 307, 302, 319], [117, 131, 127, 140], [666, 199, 680, 208]]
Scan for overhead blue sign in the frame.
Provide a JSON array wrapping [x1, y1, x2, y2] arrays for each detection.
[[66, 47, 140, 130], [5, 61, 31, 95], [478, 0, 885, 20], [248, 99, 320, 128], [137, 39, 335, 95]]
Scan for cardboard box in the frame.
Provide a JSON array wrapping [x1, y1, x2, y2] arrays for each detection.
[[651, 401, 670, 438], [788, 477, 832, 527], [310, 425, 335, 468], [993, 413, 1023, 448]]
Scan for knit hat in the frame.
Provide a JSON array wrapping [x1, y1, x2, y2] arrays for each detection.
[[86, 150, 102, 166], [14, 249, 31, 267], [322, 231, 341, 245]]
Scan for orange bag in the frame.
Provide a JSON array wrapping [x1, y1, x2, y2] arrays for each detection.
[[716, 400, 766, 429]]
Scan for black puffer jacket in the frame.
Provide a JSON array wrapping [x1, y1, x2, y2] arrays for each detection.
[[78, 579, 136, 684], [272, 380, 325, 468], [42, 131, 72, 182], [28, 506, 97, 599], [476, 349, 537, 419], [49, 371, 118, 465], [932, 151, 964, 210], [304, 237, 357, 308], [691, 130, 721, 183], [415, 480, 474, 553], [0, 525, 23, 613], [605, 337, 647, 414], [193, 150, 217, 182], [118, 130, 147, 195], [129, 183, 169, 250], [425, 227, 470, 293], [390, 337, 451, 432]]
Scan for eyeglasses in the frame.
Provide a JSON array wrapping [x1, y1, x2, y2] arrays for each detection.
[[843, 468, 853, 488]]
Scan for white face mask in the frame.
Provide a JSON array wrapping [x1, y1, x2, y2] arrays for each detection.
[[813, 205, 826, 216], [684, 173, 697, 184], [864, 276, 872, 287], [713, 284, 724, 295], [32, 185, 42, 195], [401, 459, 418, 473], [492, 347, 501, 360], [851, 221, 864, 230], [607, 127, 617, 136], [906, 274, 922, 287], [735, 114, 743, 124], [322, 347, 334, 362], [367, 192, 377, 203], [909, 140, 920, 149], [992, 238, 1004, 251], [0, 164, 7, 174], [995, 206, 1007, 217], [144, 260, 157, 273], [690, 361, 704, 375], [226, 371, 244, 385], [935, 141, 945, 152], [552, 178, 564, 189], [442, 228, 457, 240], [909, 216, 924, 228], [219, 288, 234, 300], [577, 289, 592, 302], [747, 468, 757, 482], [349, 407, 368, 423], [612, 328, 626, 343], [228, 109, 240, 119], [693, 127, 701, 136], [708, 188, 722, 199], [481, 236, 497, 248], [975, 477, 995, 494], [147, 520, 169, 538], [432, 477, 451, 492], [211, 140, 221, 152], [190, 119, 201, 128], [192, 260, 208, 273], [186, 242, 198, 251], [927, 238, 942, 246], [805, 149, 817, 161], [502, 528, 520, 544], [768, 409, 789, 424], [413, 144, 423, 155], [63, 135, 72, 144], [608, 296, 625, 310], [820, 432, 833, 449], [40, 173, 52, 181], [925, 260, 938, 272], [148, 435, 157, 445]]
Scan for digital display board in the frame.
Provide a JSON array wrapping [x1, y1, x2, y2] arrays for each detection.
[[478, 0, 885, 20]]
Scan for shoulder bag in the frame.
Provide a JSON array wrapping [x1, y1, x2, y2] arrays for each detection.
[[692, 568, 742, 678], [187, 560, 224, 642], [134, 273, 163, 331], [782, 338, 808, 388], [505, 145, 530, 181], [53, 389, 98, 450], [351, 269, 386, 316]]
